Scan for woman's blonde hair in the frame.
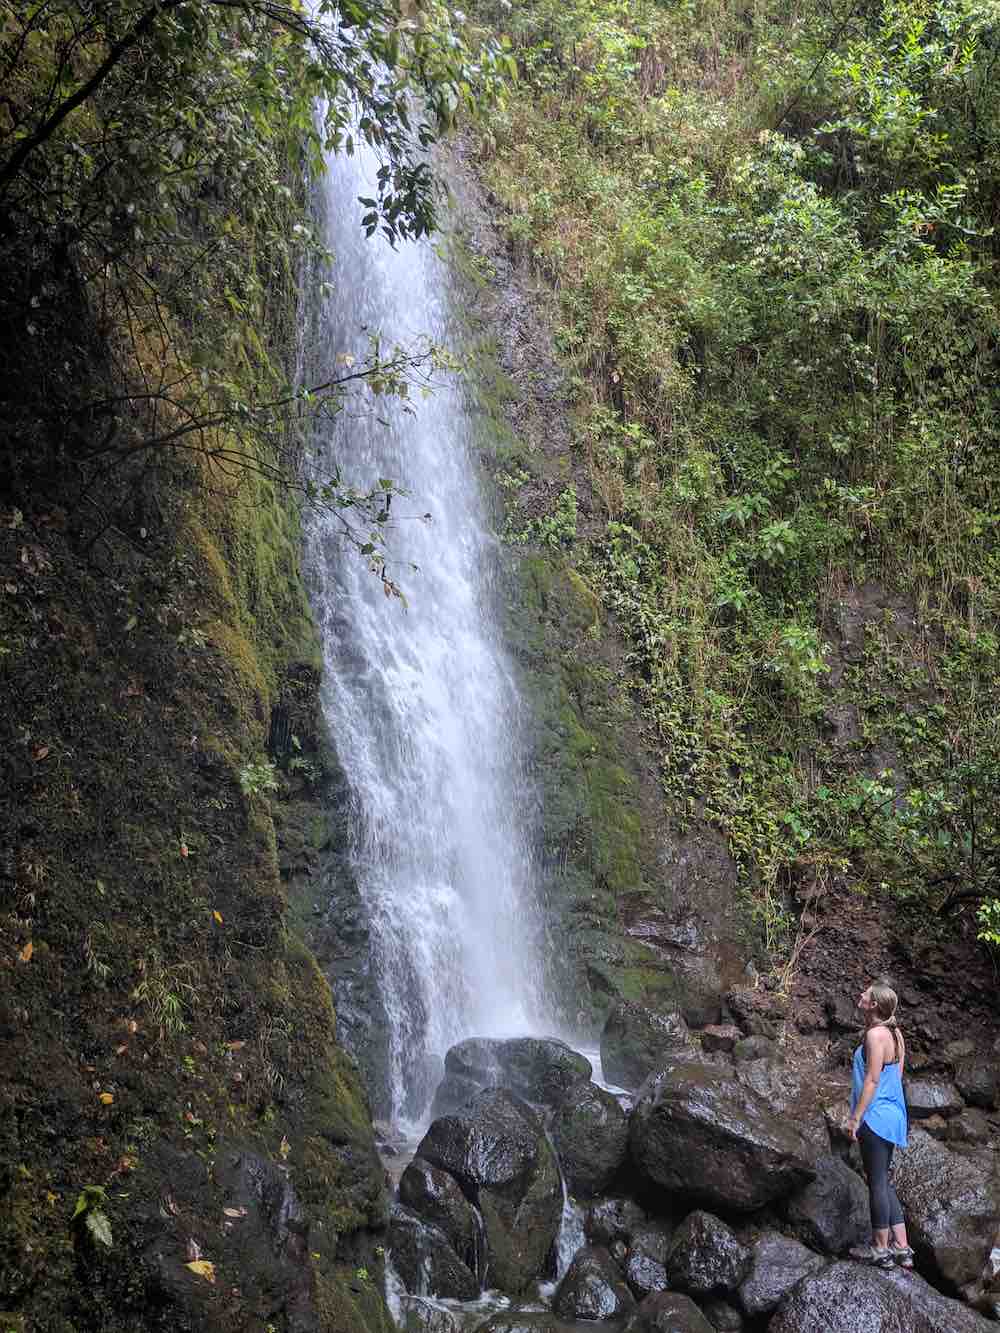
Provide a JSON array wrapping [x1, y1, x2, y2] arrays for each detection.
[[868, 980, 899, 1026], [867, 979, 901, 1056]]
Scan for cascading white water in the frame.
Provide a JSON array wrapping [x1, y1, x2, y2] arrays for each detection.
[[302, 142, 547, 1125]]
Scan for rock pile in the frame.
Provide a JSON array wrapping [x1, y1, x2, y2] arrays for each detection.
[[388, 1015, 1000, 1332]]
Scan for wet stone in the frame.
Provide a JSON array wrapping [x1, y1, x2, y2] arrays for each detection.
[[737, 1231, 825, 1316], [552, 1245, 636, 1322], [701, 1298, 744, 1331], [624, 1224, 672, 1299], [551, 1080, 629, 1197], [785, 1154, 870, 1255], [600, 1001, 696, 1091], [630, 1063, 816, 1213], [398, 1156, 482, 1276], [585, 1197, 648, 1248], [666, 1211, 751, 1296], [769, 1260, 998, 1333], [387, 1205, 479, 1301], [621, 1291, 715, 1333]]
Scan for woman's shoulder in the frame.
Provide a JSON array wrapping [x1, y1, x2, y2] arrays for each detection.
[[867, 1023, 903, 1058]]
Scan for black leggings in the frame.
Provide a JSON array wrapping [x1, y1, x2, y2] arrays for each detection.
[[858, 1122, 904, 1231]]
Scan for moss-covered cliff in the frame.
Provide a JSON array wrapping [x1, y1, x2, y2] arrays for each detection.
[[0, 335, 396, 1333], [0, 12, 401, 1326]]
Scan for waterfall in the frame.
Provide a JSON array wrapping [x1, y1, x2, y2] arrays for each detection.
[[302, 142, 546, 1125]]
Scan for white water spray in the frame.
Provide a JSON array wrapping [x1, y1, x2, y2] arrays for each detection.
[[302, 143, 547, 1123]]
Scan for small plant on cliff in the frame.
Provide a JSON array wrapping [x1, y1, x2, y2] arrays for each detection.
[[131, 955, 195, 1036], [240, 758, 280, 801], [70, 1185, 113, 1251]]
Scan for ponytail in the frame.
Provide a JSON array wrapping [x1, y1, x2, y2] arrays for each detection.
[[869, 980, 901, 1055]]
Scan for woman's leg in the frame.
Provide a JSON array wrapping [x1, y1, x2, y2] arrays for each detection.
[[857, 1123, 894, 1247], [884, 1141, 909, 1249]]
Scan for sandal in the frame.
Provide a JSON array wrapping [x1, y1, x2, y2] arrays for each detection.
[[849, 1244, 894, 1269], [891, 1245, 915, 1269]]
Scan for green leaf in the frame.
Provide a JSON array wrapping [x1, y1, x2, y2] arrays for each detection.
[[85, 1210, 113, 1248]]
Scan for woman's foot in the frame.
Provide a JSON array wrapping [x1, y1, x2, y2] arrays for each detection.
[[849, 1244, 894, 1268], [891, 1244, 915, 1269]]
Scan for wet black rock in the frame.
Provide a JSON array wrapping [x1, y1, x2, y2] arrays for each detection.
[[768, 1260, 998, 1332], [551, 1080, 629, 1197], [784, 1153, 870, 1255], [435, 1037, 592, 1115], [398, 1156, 482, 1275], [552, 1245, 636, 1321], [415, 1088, 562, 1295], [701, 1298, 744, 1331], [388, 1205, 479, 1300], [665, 1211, 751, 1296], [585, 1196, 648, 1248], [431, 1071, 484, 1117], [600, 1001, 695, 1091], [736, 1231, 825, 1316], [734, 1059, 834, 1158], [624, 1224, 673, 1299], [892, 1128, 1000, 1293], [417, 1088, 542, 1194], [629, 1064, 816, 1212], [621, 1291, 715, 1333]]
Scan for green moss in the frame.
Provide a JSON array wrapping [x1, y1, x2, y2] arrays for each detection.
[[563, 567, 601, 634], [585, 756, 642, 895], [316, 1269, 395, 1333]]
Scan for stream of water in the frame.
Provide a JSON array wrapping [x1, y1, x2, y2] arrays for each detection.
[[302, 141, 548, 1127]]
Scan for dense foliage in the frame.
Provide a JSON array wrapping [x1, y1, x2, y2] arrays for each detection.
[[471, 0, 1000, 950], [0, 0, 511, 569]]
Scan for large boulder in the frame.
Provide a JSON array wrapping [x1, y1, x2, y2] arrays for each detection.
[[736, 1231, 824, 1317], [784, 1153, 870, 1254], [600, 1002, 695, 1090], [665, 1211, 751, 1296], [433, 1037, 592, 1116], [625, 1224, 673, 1299], [552, 1245, 636, 1321], [621, 1291, 715, 1333], [551, 1081, 629, 1197], [629, 1064, 816, 1212], [398, 1156, 482, 1277], [769, 1260, 998, 1332], [415, 1089, 561, 1295], [892, 1128, 1000, 1293], [387, 1205, 479, 1300], [734, 1059, 838, 1158]]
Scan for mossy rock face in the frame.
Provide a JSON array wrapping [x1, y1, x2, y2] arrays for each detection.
[[496, 539, 745, 1030], [0, 466, 390, 1331]]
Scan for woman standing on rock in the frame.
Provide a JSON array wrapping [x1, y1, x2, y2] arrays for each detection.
[[846, 980, 915, 1269]]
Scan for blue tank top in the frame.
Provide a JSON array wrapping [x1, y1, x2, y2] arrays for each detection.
[[852, 1038, 908, 1147]]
